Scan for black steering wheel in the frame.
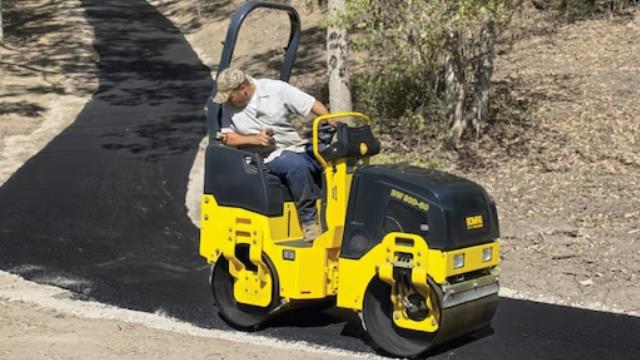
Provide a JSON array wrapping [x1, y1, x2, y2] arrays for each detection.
[[317, 122, 336, 145]]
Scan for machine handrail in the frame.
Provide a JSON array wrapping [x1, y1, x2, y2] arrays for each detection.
[[312, 112, 372, 168]]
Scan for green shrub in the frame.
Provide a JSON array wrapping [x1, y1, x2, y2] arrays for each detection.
[[346, 0, 520, 149]]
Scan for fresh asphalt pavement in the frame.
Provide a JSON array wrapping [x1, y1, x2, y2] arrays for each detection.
[[0, 0, 638, 358]]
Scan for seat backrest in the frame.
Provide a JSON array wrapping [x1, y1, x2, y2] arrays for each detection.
[[204, 145, 284, 216]]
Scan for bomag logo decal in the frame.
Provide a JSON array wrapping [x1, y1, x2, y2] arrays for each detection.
[[466, 215, 484, 230], [390, 189, 429, 212]]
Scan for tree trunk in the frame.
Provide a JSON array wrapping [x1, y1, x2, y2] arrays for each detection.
[[445, 29, 466, 148], [1, 0, 4, 43], [326, 0, 352, 113], [467, 18, 496, 136]]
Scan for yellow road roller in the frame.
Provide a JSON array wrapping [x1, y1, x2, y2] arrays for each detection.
[[200, 2, 500, 357]]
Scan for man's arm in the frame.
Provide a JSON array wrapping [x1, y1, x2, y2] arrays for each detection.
[[222, 128, 274, 147], [311, 100, 329, 116], [311, 99, 344, 126]]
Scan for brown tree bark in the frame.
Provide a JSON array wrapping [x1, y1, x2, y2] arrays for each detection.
[[467, 18, 496, 136], [445, 18, 496, 147], [326, 0, 352, 113], [0, 0, 4, 43], [445, 29, 467, 148]]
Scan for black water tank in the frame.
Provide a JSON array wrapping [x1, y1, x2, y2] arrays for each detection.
[[340, 165, 500, 259]]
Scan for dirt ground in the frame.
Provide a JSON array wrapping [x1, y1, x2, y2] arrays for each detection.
[[0, 0, 638, 359], [0, 0, 98, 185], [0, 272, 371, 360], [0, 299, 345, 360], [469, 7, 640, 314]]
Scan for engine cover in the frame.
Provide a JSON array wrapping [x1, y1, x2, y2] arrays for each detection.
[[340, 165, 500, 259]]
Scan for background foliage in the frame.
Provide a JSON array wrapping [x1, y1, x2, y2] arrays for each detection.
[[331, 0, 637, 154], [342, 1, 519, 149]]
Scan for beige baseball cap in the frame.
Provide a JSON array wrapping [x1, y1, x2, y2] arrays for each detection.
[[213, 68, 247, 104]]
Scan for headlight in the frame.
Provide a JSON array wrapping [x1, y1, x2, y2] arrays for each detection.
[[453, 253, 465, 269], [482, 248, 492, 262]]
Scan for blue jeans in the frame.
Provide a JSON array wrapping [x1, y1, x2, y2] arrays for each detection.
[[266, 146, 322, 224]]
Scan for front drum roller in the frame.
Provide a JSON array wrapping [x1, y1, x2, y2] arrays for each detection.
[[211, 256, 280, 331], [363, 278, 440, 357], [362, 277, 498, 357]]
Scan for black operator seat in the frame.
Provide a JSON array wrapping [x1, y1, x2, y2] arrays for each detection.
[[203, 144, 291, 217]]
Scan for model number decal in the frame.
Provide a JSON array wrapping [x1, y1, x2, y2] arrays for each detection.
[[466, 215, 484, 230], [282, 249, 295, 261], [390, 189, 429, 212]]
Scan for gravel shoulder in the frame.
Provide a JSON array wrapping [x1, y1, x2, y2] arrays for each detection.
[[0, 272, 371, 360]]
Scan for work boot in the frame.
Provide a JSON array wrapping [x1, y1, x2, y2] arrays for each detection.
[[302, 222, 322, 242]]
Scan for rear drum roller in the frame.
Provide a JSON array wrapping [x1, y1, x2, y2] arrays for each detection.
[[362, 278, 442, 357], [211, 256, 279, 331]]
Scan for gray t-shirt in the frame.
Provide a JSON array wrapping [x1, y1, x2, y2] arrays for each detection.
[[221, 77, 315, 162]]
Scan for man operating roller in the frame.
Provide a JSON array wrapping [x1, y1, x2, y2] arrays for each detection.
[[213, 67, 331, 240]]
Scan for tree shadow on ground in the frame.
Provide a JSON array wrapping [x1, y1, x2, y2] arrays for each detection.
[[260, 305, 373, 352], [73, 0, 213, 162], [0, 101, 46, 117], [454, 77, 570, 171], [0, 0, 98, 118], [0, 1, 216, 327], [498, 2, 637, 57], [292, 25, 330, 101], [2, 0, 96, 81], [235, 25, 328, 101], [532, 0, 637, 23], [152, 0, 235, 34]]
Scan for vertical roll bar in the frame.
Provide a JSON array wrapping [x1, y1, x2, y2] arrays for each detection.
[[206, 1, 301, 143]]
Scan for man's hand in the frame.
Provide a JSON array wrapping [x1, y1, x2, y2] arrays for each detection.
[[253, 128, 274, 146]]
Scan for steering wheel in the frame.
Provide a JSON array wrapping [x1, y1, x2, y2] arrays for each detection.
[[317, 122, 336, 145], [312, 112, 373, 168]]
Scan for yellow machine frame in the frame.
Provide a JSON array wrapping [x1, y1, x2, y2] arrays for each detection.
[[200, 112, 500, 333]]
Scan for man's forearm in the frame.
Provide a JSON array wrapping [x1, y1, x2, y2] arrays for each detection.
[[311, 100, 329, 116], [222, 130, 274, 147], [222, 132, 256, 147], [312, 100, 342, 125]]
